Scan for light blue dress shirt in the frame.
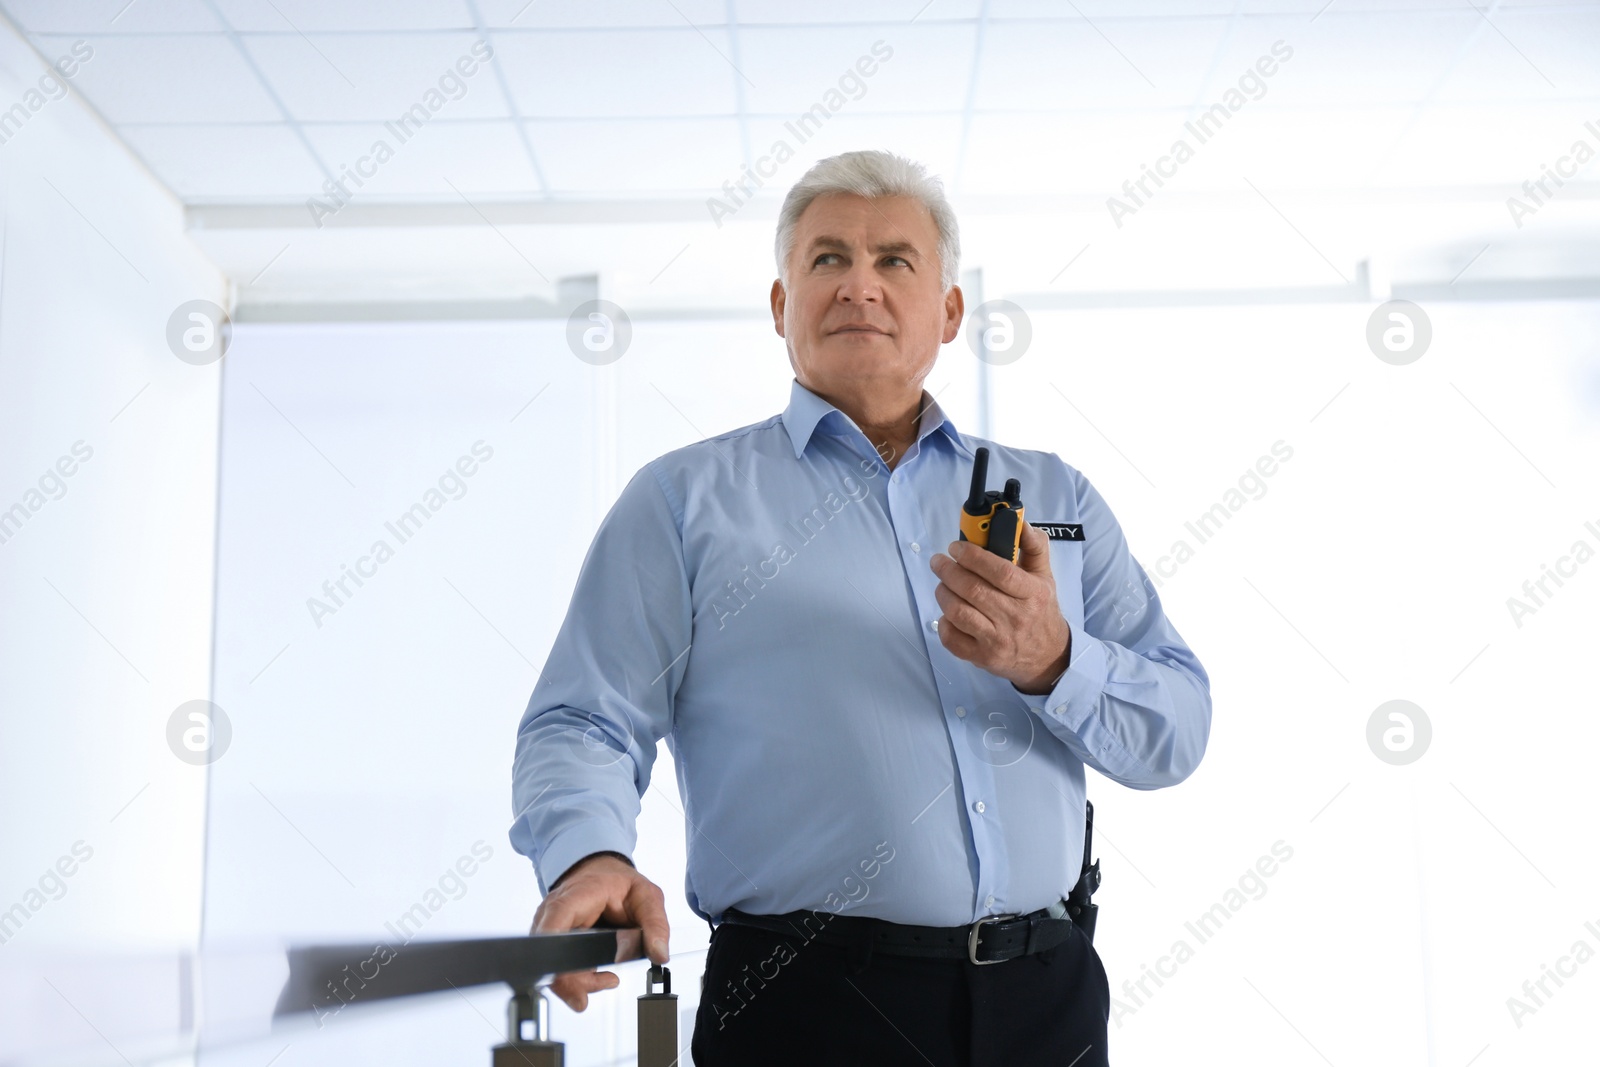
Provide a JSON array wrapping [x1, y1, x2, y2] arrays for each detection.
[[510, 377, 1211, 927]]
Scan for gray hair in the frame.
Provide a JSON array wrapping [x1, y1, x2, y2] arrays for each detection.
[[775, 150, 961, 292]]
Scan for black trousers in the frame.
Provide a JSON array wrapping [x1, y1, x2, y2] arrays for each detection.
[[690, 915, 1111, 1066]]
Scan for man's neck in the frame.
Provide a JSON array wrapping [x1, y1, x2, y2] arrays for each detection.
[[808, 381, 926, 471]]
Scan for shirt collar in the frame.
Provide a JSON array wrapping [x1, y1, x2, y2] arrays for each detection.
[[781, 377, 972, 462]]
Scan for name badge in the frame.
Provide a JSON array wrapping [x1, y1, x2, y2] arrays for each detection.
[[1036, 523, 1085, 542]]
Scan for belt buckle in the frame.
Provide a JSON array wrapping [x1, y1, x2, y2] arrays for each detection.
[[967, 913, 1019, 966]]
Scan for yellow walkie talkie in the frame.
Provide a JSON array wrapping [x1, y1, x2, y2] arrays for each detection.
[[959, 446, 1025, 564]]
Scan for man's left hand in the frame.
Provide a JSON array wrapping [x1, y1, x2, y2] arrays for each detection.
[[930, 522, 1072, 695]]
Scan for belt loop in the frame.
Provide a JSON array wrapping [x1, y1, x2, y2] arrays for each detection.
[[845, 920, 875, 975], [1024, 915, 1043, 957]]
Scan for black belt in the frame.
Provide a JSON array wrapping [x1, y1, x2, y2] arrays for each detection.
[[717, 902, 1077, 966]]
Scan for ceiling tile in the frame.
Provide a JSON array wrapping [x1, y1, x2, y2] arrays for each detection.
[[769, 113, 965, 191], [733, 0, 983, 23], [299, 120, 542, 198], [1427, 7, 1600, 103], [739, 24, 972, 116], [475, 0, 726, 29], [975, 18, 1222, 113], [115, 122, 325, 199], [239, 32, 509, 123], [210, 0, 476, 33], [0, 0, 222, 33], [1219, 11, 1478, 109], [960, 111, 1195, 194], [526, 117, 744, 192], [32, 32, 284, 123], [988, 1, 1505, 14], [988, 1, 1291, 16], [1170, 104, 1417, 190], [494, 28, 739, 117], [1377, 101, 1600, 187]]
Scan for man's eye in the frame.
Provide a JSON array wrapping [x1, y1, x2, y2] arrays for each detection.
[[884, 256, 909, 267], [814, 253, 840, 266]]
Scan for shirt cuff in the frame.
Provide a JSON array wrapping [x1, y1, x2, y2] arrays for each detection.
[[1012, 631, 1112, 729], [533, 822, 637, 897]]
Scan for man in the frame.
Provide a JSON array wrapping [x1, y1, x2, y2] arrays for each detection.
[[510, 149, 1211, 1066]]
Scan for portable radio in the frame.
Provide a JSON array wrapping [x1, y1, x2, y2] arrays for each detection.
[[959, 446, 1025, 564]]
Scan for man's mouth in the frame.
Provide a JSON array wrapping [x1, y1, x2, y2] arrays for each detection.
[[832, 325, 887, 334]]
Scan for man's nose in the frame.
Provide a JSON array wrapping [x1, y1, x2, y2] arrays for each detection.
[[837, 263, 883, 301]]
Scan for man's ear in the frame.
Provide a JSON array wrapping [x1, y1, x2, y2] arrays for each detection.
[[770, 278, 786, 338], [941, 283, 965, 345]]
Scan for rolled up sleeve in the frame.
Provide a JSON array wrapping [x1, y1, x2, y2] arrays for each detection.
[[509, 462, 692, 895], [1014, 463, 1212, 790]]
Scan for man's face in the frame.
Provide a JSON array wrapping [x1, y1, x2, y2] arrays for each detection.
[[771, 193, 963, 398]]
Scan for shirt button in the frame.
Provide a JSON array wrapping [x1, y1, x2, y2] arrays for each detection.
[[973, 800, 985, 814], [955, 705, 967, 718], [985, 894, 995, 909], [928, 619, 939, 633], [911, 542, 921, 553]]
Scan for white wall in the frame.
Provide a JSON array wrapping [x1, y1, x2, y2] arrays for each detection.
[[191, 318, 857, 1065], [992, 301, 1600, 1064], [194, 297, 1600, 1067], [0, 15, 223, 970]]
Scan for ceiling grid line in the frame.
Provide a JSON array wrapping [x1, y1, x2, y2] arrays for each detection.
[[951, 0, 991, 196], [196, 0, 339, 193], [1360, 0, 1508, 184], [1185, 0, 1244, 123], [464, 0, 551, 198], [726, 0, 753, 174]]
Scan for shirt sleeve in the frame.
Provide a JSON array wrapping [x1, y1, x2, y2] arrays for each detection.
[[1011, 460, 1212, 790], [509, 461, 693, 895]]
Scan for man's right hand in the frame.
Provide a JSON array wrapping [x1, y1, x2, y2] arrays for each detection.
[[531, 852, 672, 1012]]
